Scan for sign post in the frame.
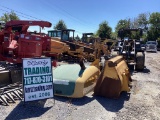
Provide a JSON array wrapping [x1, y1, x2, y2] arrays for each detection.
[[22, 58, 54, 103]]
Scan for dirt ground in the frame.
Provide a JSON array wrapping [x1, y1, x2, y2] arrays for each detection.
[[0, 52, 160, 120]]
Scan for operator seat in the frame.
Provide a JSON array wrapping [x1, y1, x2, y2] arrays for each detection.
[[8, 40, 18, 49], [7, 40, 19, 57]]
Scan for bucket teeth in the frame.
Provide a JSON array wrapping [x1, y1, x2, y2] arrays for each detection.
[[5, 92, 15, 103], [16, 89, 23, 96], [0, 83, 22, 105], [0, 95, 9, 106], [12, 90, 22, 100]]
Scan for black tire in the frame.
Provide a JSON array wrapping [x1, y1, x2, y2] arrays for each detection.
[[135, 52, 145, 71]]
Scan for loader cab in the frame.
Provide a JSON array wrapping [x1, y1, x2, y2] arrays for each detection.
[[61, 29, 75, 42], [48, 29, 75, 42], [82, 33, 94, 44], [48, 30, 61, 38]]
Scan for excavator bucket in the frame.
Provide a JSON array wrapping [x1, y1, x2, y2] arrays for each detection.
[[94, 56, 131, 98]]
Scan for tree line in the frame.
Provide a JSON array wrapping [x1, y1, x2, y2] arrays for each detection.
[[0, 11, 160, 45]]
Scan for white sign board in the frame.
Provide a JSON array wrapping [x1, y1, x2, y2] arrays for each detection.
[[23, 58, 54, 102]]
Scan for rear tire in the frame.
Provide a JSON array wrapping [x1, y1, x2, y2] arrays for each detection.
[[135, 52, 145, 71]]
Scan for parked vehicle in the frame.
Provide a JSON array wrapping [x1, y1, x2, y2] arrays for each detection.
[[116, 28, 145, 71], [146, 41, 157, 52]]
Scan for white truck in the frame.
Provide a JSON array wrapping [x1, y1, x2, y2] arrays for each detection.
[[146, 41, 158, 52]]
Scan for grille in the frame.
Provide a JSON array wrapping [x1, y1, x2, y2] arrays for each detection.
[[149, 45, 155, 49]]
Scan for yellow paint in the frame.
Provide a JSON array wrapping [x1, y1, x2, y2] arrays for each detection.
[[70, 66, 100, 98]]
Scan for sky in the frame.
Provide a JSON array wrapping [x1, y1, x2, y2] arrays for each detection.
[[0, 0, 160, 37]]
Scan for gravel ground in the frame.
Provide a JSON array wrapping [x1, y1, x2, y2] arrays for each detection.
[[0, 52, 160, 120]]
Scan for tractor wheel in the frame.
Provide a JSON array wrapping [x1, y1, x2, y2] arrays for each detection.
[[135, 52, 145, 71]]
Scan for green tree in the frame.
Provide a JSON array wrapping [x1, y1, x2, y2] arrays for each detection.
[[115, 19, 131, 39], [137, 12, 149, 29], [0, 11, 19, 23], [54, 20, 67, 30], [149, 12, 160, 28], [111, 32, 117, 40], [147, 12, 160, 41], [129, 18, 139, 29], [115, 19, 130, 32], [147, 26, 160, 40], [97, 21, 112, 39]]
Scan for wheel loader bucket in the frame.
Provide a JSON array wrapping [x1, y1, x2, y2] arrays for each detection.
[[94, 55, 131, 98]]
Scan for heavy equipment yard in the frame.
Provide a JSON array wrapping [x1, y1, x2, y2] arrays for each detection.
[[0, 20, 159, 120], [0, 0, 160, 119], [0, 51, 160, 120]]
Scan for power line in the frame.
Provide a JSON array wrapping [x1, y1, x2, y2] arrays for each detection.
[[0, 8, 33, 20], [0, 5, 41, 20], [39, 0, 83, 28], [0, 4, 96, 34], [0, 5, 57, 26], [40, 0, 97, 30], [0, 8, 86, 36], [52, 1, 98, 29]]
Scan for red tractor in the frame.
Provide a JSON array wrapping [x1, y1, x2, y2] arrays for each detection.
[[0, 20, 52, 63]]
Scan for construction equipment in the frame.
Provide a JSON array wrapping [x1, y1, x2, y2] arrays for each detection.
[[52, 37, 131, 98], [45, 30, 70, 59], [91, 38, 118, 61], [0, 20, 132, 104], [48, 29, 95, 62], [0, 82, 22, 106], [94, 56, 131, 98], [115, 28, 145, 71], [0, 20, 52, 96], [0, 20, 52, 63], [53, 55, 131, 98], [53, 59, 100, 98], [0, 56, 132, 104], [81, 32, 94, 43]]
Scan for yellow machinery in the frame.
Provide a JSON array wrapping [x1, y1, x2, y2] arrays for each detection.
[[47, 30, 117, 62], [48, 30, 131, 98], [47, 30, 96, 62], [92, 38, 118, 60], [43, 37, 70, 59], [53, 59, 100, 98], [53, 55, 131, 98], [94, 55, 131, 98]]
